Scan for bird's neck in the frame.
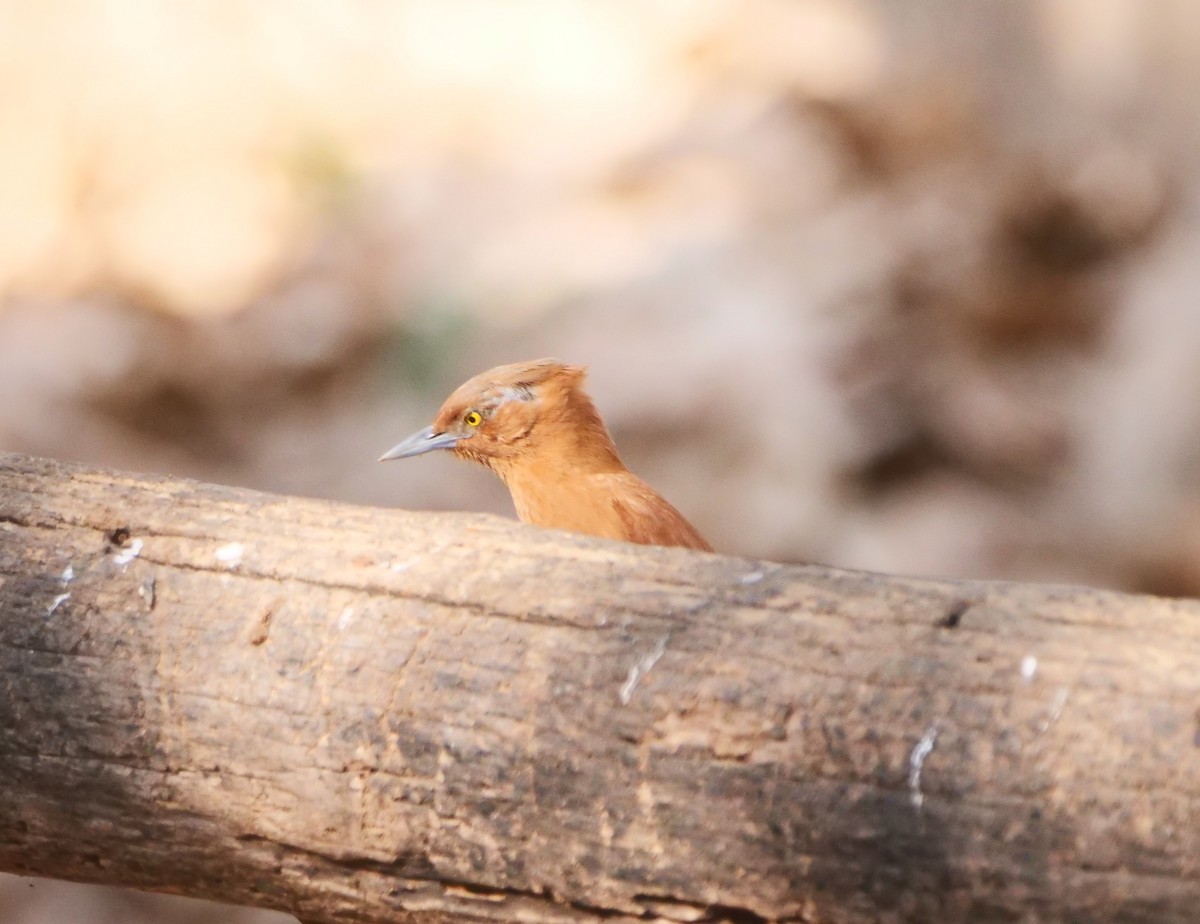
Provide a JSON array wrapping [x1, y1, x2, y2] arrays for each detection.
[[496, 436, 625, 535]]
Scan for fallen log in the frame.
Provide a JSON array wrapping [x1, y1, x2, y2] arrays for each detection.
[[0, 452, 1197, 924]]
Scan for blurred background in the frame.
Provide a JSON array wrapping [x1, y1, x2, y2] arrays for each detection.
[[3, 0, 1200, 921]]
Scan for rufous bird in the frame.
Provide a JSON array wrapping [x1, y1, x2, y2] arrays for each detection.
[[379, 359, 712, 551]]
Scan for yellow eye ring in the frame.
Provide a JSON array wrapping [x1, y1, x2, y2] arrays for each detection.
[[464, 410, 483, 427]]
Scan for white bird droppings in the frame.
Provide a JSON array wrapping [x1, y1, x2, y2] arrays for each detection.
[[909, 723, 939, 809], [1040, 687, 1070, 733], [1020, 655, 1038, 681], [47, 593, 70, 615], [61, 565, 74, 584], [740, 570, 765, 584], [113, 539, 143, 566], [215, 542, 244, 566], [619, 635, 669, 705], [337, 605, 355, 631]]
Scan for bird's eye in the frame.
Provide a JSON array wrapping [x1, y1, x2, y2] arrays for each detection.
[[464, 410, 483, 427]]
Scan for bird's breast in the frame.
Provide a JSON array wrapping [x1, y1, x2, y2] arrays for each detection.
[[507, 474, 630, 543], [503, 467, 711, 551]]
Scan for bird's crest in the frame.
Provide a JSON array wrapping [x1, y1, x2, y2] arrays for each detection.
[[433, 359, 584, 426]]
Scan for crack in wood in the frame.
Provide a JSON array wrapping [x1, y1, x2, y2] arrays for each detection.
[[226, 833, 795, 924], [939, 598, 974, 628]]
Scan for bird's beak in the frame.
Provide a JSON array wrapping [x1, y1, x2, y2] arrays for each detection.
[[378, 425, 462, 461]]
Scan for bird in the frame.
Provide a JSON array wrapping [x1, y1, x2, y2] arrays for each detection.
[[379, 359, 712, 551]]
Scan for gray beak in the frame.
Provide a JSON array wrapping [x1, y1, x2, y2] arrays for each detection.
[[378, 425, 462, 461]]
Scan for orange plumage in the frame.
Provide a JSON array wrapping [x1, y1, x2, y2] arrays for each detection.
[[380, 359, 712, 552]]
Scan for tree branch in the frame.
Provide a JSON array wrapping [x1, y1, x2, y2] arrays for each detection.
[[1, 452, 1198, 924]]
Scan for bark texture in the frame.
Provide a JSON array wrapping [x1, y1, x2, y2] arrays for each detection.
[[0, 452, 1198, 924]]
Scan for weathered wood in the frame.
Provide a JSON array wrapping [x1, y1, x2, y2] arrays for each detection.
[[0, 452, 1197, 924]]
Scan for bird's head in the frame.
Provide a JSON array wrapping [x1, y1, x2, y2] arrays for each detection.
[[379, 358, 618, 472]]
